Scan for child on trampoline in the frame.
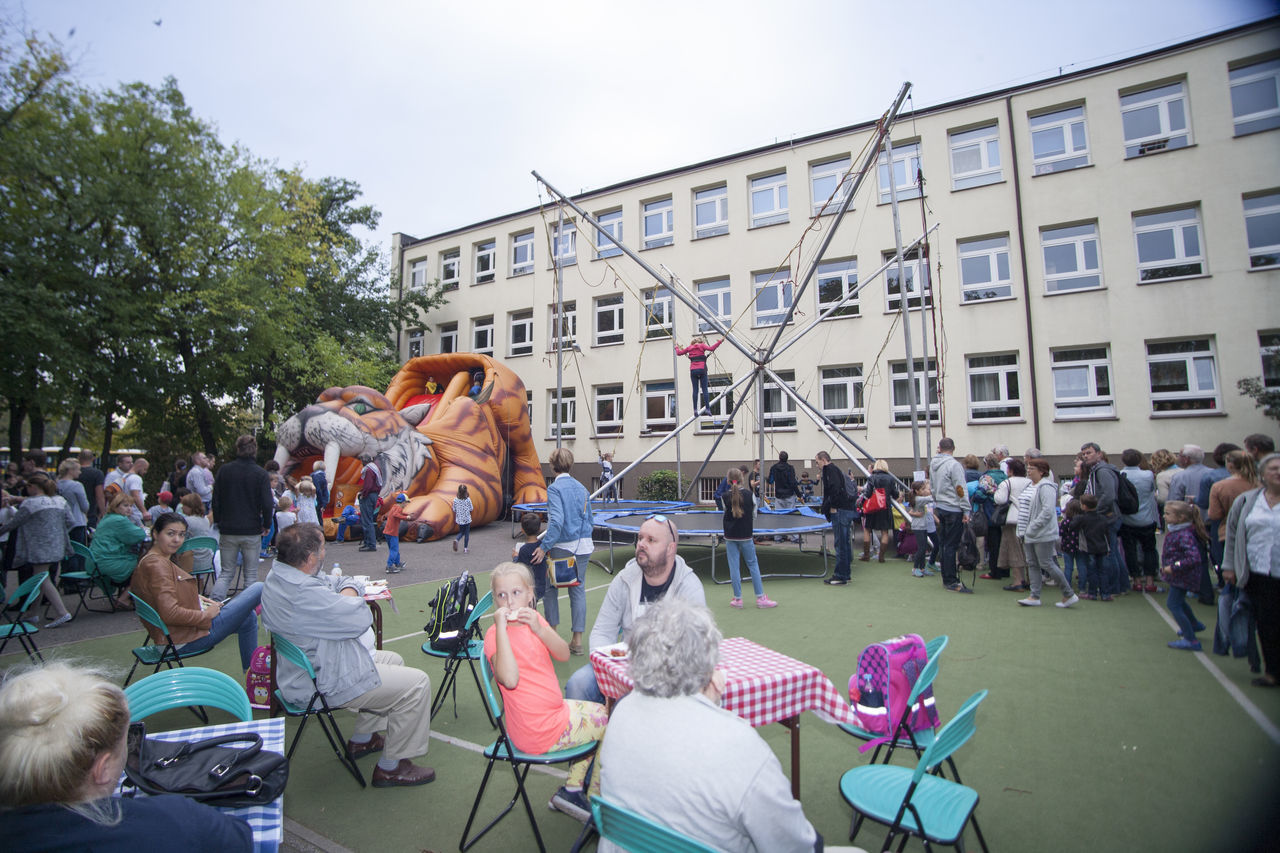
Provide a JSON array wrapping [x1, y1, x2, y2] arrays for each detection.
[[722, 467, 778, 609], [674, 335, 723, 415], [485, 561, 607, 822]]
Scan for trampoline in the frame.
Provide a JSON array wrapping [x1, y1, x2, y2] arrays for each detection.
[[508, 499, 694, 573], [594, 507, 833, 582]]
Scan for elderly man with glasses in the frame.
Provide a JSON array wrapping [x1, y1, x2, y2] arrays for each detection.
[[564, 515, 706, 705]]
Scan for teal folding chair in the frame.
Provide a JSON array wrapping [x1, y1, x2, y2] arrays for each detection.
[[125, 666, 253, 722], [271, 633, 365, 788], [460, 652, 601, 852], [583, 795, 718, 853], [840, 634, 949, 768], [124, 593, 212, 687], [0, 571, 51, 662], [839, 689, 990, 853], [422, 589, 494, 726], [177, 535, 218, 594], [67, 541, 123, 615]]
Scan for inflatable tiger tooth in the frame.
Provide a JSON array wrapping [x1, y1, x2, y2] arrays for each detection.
[[273, 354, 548, 541]]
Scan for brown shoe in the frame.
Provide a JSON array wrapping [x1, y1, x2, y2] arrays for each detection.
[[346, 732, 384, 760], [371, 759, 436, 787], [858, 552, 871, 562], [877, 554, 885, 563]]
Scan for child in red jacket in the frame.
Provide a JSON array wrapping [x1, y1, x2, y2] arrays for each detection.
[[383, 493, 409, 573], [674, 335, 723, 415]]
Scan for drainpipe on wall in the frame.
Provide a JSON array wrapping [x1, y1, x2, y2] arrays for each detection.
[[1005, 95, 1042, 449]]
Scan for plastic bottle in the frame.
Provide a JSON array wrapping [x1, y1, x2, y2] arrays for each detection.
[[331, 563, 341, 584]]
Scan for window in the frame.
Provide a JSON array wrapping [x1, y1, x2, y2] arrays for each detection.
[[693, 185, 729, 238], [408, 329, 423, 359], [1121, 81, 1191, 158], [509, 310, 533, 357], [1260, 330, 1280, 388], [967, 353, 1022, 420], [594, 294, 624, 346], [695, 277, 731, 333], [949, 124, 1002, 190], [595, 209, 623, 259], [753, 268, 794, 326], [641, 287, 673, 340], [1146, 338, 1220, 413], [552, 221, 576, 266], [595, 385, 624, 435], [810, 157, 851, 215], [889, 359, 940, 424], [511, 231, 534, 276], [409, 259, 428, 290], [643, 198, 673, 249], [526, 389, 533, 423], [1029, 105, 1090, 175], [958, 236, 1012, 302], [439, 322, 458, 354], [1244, 191, 1280, 269], [1041, 223, 1102, 293], [474, 240, 496, 284], [816, 258, 860, 318], [884, 248, 932, 311], [700, 376, 734, 427], [1230, 58, 1280, 136], [820, 365, 865, 426], [548, 388, 575, 440], [472, 316, 494, 356], [763, 370, 797, 429], [1133, 207, 1204, 282], [877, 141, 921, 203], [549, 301, 577, 350], [750, 172, 789, 227], [441, 250, 460, 290], [1050, 346, 1114, 419], [643, 381, 677, 433]]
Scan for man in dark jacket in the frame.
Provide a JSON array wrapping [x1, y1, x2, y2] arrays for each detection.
[[211, 435, 274, 601], [1074, 442, 1126, 595], [815, 451, 856, 586], [768, 451, 799, 510]]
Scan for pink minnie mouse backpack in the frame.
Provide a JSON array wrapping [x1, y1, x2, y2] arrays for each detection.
[[246, 645, 273, 710]]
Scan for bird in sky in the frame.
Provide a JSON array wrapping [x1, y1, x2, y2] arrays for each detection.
[[153, 19, 162, 27]]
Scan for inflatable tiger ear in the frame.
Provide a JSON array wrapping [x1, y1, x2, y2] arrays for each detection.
[[274, 355, 547, 540]]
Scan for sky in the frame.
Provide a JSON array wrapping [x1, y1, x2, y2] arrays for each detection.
[[13, 0, 1280, 256]]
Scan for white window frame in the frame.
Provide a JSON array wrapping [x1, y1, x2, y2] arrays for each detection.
[[594, 385, 624, 436], [1029, 105, 1090, 175], [949, 124, 1002, 190], [474, 240, 496, 284], [884, 249, 932, 312], [876, 141, 922, 203], [762, 370, 797, 430], [409, 259, 428, 290], [749, 171, 789, 227], [1121, 81, 1191, 158], [1041, 223, 1102, 293], [1133, 206, 1205, 282], [1146, 338, 1221, 414], [1050, 346, 1114, 419], [1244, 191, 1280, 270], [472, 316, 494, 356], [752, 269, 794, 327], [889, 358, 940, 425], [643, 381, 677, 433], [698, 375, 734, 428], [594, 294, 624, 347], [1230, 58, 1280, 136], [966, 353, 1022, 421], [695, 277, 732, 333], [693, 185, 729, 238], [508, 310, 533, 357], [552, 221, 577, 267], [820, 365, 865, 427], [548, 388, 576, 440], [816, 258, 860, 318], [440, 250, 460, 290], [1260, 330, 1280, 389], [642, 287, 673, 340], [595, 209, 623, 259], [810, 157, 852, 216], [439, 322, 458, 354], [958, 236, 1013, 302], [511, 231, 534, 276], [643, 198, 674, 249], [548, 301, 577, 351], [407, 328, 424, 359]]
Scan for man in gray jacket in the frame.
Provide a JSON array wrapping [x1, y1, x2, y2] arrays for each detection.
[[564, 515, 705, 703], [261, 523, 435, 787], [929, 437, 973, 594]]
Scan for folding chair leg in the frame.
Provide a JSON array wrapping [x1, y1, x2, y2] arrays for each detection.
[[461, 761, 546, 853], [315, 704, 365, 787], [969, 813, 990, 853], [465, 657, 496, 728], [286, 713, 312, 759], [569, 817, 597, 853], [430, 657, 461, 720], [460, 757, 501, 851]]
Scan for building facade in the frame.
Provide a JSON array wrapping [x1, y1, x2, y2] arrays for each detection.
[[392, 21, 1280, 495]]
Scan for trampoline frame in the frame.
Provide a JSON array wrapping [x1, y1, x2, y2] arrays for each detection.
[[507, 499, 695, 574]]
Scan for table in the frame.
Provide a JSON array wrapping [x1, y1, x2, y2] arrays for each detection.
[[364, 588, 396, 649], [117, 716, 285, 853], [591, 636, 856, 798]]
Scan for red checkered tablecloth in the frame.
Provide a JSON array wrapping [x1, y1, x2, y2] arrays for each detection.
[[591, 636, 858, 728]]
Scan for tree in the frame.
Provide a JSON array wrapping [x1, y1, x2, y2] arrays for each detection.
[[1238, 377, 1280, 424]]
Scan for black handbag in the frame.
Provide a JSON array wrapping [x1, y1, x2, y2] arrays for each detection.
[[123, 722, 289, 807]]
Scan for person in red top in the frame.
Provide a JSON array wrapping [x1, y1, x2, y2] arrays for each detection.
[[382, 493, 409, 573], [674, 335, 723, 415], [485, 562, 607, 823], [357, 460, 382, 552]]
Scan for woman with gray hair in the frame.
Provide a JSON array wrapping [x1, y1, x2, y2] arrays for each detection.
[[599, 597, 831, 852]]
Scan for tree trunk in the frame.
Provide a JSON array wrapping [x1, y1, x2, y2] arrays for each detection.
[[175, 329, 219, 454], [262, 379, 275, 435], [28, 405, 45, 452], [8, 400, 25, 457], [101, 408, 114, 467], [59, 408, 81, 461]]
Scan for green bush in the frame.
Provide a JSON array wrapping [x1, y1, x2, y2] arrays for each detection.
[[636, 469, 693, 502]]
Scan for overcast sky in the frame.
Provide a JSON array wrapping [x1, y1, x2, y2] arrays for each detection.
[[16, 0, 1279, 255]]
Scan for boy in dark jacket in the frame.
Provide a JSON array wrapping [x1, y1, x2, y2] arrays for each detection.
[[1070, 494, 1113, 600]]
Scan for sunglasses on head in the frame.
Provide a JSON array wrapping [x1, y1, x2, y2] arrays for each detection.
[[645, 513, 678, 542]]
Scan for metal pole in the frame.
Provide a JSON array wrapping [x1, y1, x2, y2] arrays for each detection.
[[554, 205, 565, 449], [679, 366, 758, 502], [756, 350, 766, 510], [917, 174, 933, 461], [661, 284, 681, 496], [884, 135, 922, 472]]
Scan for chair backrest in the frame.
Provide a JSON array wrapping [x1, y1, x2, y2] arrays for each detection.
[[466, 590, 493, 631], [130, 593, 172, 637], [925, 634, 949, 663], [125, 666, 253, 722], [70, 541, 98, 571], [177, 536, 218, 555], [272, 632, 318, 681], [906, 652, 941, 707], [913, 689, 988, 785], [6, 571, 51, 615], [477, 649, 505, 723], [590, 795, 719, 853]]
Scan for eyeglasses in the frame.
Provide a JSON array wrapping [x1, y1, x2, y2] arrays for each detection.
[[645, 513, 678, 542]]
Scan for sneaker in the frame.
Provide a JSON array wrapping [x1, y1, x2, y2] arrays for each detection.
[[823, 577, 849, 586], [1017, 597, 1042, 607], [946, 582, 974, 594], [922, 567, 936, 576], [1099, 594, 1114, 602], [756, 595, 778, 609], [549, 787, 591, 822], [1078, 592, 1096, 601], [1056, 594, 1080, 608], [46, 613, 73, 628], [729, 597, 743, 608], [1167, 638, 1202, 651], [464, 547, 469, 553], [912, 568, 926, 578]]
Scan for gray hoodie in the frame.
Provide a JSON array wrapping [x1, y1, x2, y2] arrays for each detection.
[[929, 453, 969, 513]]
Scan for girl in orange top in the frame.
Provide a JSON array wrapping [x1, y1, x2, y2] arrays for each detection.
[[484, 562, 606, 822]]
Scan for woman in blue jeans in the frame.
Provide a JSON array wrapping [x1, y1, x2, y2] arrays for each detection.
[[130, 513, 263, 672], [533, 448, 594, 655]]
